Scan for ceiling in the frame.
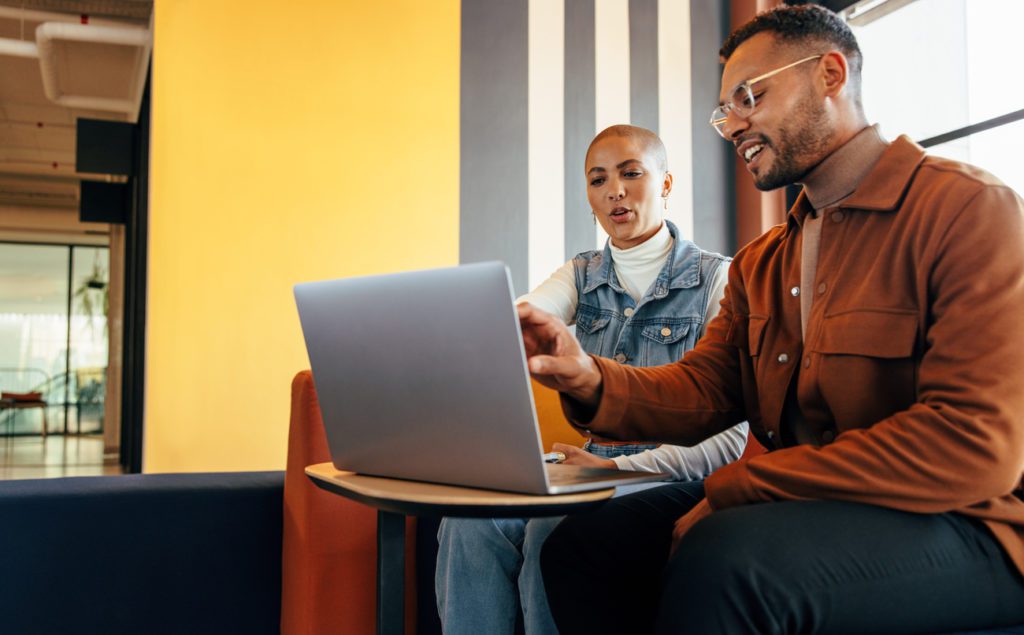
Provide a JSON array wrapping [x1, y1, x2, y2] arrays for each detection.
[[0, 0, 151, 215]]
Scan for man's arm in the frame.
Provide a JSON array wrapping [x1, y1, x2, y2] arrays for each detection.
[[705, 184, 1024, 513], [518, 302, 603, 406], [573, 257, 750, 444]]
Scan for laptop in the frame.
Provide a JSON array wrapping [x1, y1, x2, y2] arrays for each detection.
[[293, 261, 670, 495]]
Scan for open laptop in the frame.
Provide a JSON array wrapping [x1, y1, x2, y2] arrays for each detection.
[[293, 261, 670, 495]]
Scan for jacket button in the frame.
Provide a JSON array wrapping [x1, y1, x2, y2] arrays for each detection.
[[623, 308, 634, 317], [660, 327, 672, 337], [777, 353, 789, 364], [817, 282, 827, 294], [790, 286, 800, 297], [832, 211, 845, 223], [614, 353, 627, 363], [767, 430, 775, 439], [822, 430, 835, 444], [803, 358, 811, 368]]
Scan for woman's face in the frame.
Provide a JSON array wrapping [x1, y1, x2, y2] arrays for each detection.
[[585, 135, 672, 249]]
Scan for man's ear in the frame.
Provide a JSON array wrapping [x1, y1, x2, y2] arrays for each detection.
[[820, 50, 849, 99], [662, 171, 674, 197]]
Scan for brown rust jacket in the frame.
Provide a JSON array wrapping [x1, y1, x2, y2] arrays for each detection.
[[573, 136, 1024, 575]]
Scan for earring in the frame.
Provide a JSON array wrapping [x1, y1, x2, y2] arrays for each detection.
[[663, 196, 668, 211], [591, 210, 597, 225]]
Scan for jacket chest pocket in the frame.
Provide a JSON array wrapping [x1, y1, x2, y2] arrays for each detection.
[[574, 306, 614, 358], [814, 309, 918, 425], [744, 314, 771, 376], [638, 322, 695, 366]]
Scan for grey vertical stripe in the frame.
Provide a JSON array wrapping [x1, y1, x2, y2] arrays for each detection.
[[460, 0, 530, 295], [564, 0, 596, 261], [629, 0, 659, 134], [689, 0, 734, 255]]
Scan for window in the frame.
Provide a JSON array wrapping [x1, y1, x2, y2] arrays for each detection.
[[0, 242, 109, 435], [845, 0, 1024, 192]]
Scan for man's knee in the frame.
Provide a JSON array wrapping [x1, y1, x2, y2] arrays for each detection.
[[670, 506, 775, 589]]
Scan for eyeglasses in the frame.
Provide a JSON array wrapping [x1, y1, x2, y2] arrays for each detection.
[[709, 54, 823, 138]]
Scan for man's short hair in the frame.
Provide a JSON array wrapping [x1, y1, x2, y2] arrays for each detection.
[[587, 125, 668, 173], [720, 4, 862, 95]]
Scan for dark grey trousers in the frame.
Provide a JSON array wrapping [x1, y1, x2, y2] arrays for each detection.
[[540, 481, 1024, 634]]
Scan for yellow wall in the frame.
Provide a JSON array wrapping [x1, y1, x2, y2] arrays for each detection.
[[147, 0, 460, 471]]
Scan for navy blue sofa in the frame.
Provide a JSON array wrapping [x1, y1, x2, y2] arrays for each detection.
[[1, 470, 1020, 635], [0, 471, 284, 635]]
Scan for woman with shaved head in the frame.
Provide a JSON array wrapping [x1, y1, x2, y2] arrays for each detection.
[[434, 125, 748, 634]]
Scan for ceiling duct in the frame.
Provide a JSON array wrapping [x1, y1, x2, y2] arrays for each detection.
[[36, 21, 150, 117], [0, 7, 151, 120]]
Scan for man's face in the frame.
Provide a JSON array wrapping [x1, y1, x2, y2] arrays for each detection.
[[585, 135, 669, 250], [719, 33, 834, 191]]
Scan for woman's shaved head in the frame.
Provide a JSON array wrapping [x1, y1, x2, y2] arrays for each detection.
[[586, 125, 668, 173]]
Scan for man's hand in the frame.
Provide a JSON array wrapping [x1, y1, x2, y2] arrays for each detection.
[[518, 303, 603, 407], [552, 442, 616, 469], [670, 499, 713, 556]]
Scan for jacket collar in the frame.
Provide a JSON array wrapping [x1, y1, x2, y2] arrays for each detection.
[[581, 220, 703, 296], [786, 135, 928, 232]]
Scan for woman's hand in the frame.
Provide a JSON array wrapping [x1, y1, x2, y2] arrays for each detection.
[[518, 303, 603, 407], [552, 442, 616, 469]]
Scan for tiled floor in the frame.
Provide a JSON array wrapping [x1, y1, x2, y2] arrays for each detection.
[[0, 434, 122, 480]]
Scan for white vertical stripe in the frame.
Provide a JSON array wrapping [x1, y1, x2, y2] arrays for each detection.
[[594, 0, 630, 249], [528, 0, 566, 290], [657, 0, 693, 241]]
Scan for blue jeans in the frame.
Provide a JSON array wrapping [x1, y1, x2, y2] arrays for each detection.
[[435, 442, 659, 635]]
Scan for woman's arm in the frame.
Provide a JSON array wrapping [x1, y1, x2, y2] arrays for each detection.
[[515, 260, 578, 324], [610, 422, 748, 480]]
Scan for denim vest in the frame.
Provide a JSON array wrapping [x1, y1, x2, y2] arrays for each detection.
[[573, 220, 729, 369]]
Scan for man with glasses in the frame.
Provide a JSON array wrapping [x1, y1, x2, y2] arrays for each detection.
[[520, 4, 1024, 633]]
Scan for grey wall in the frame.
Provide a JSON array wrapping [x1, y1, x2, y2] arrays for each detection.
[[690, 0, 735, 256], [460, 0, 530, 294]]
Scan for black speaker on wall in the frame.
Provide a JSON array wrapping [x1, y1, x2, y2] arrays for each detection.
[[76, 118, 136, 176], [80, 181, 130, 224], [77, 117, 136, 224]]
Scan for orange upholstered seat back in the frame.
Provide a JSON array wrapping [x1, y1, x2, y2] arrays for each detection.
[[281, 370, 416, 634], [531, 378, 586, 451]]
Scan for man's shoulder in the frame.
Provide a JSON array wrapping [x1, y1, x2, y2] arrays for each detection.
[[906, 153, 1022, 221], [731, 223, 787, 266], [916, 153, 1011, 192]]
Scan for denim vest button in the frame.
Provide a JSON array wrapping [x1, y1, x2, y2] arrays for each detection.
[[614, 353, 627, 363], [790, 286, 800, 297], [660, 327, 672, 337], [777, 353, 789, 364], [623, 308, 634, 318]]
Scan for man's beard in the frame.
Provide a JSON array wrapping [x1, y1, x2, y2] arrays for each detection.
[[754, 91, 832, 191]]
